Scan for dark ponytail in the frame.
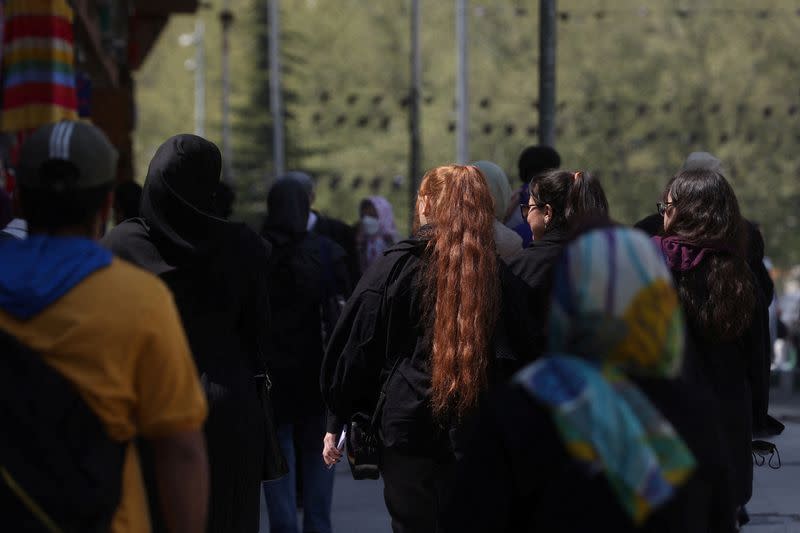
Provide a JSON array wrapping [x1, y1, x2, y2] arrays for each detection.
[[530, 170, 609, 233]]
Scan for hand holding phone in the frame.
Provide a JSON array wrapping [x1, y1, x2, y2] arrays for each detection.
[[323, 430, 345, 468]]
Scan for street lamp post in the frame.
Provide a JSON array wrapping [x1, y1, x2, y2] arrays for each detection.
[[408, 0, 421, 230], [220, 3, 234, 184], [269, 0, 285, 180], [455, 0, 469, 163], [539, 0, 556, 147], [179, 20, 206, 137]]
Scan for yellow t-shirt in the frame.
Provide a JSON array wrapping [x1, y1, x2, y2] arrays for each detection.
[[0, 258, 208, 533]]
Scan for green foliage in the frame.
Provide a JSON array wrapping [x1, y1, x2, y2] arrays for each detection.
[[135, 0, 800, 266]]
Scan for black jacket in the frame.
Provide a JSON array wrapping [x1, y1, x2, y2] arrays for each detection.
[[443, 378, 736, 533], [505, 228, 569, 359], [320, 235, 533, 458], [263, 229, 350, 425]]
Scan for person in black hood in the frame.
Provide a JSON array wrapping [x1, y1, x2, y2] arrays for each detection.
[[260, 176, 351, 533], [103, 134, 286, 533]]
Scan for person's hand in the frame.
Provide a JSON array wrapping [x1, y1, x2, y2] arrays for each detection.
[[323, 432, 342, 466]]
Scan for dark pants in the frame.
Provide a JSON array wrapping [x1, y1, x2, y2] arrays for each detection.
[[381, 449, 453, 533]]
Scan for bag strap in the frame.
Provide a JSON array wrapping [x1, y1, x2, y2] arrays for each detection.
[[369, 248, 418, 428]]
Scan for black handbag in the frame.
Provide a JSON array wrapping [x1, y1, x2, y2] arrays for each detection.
[[255, 373, 289, 481], [345, 357, 402, 480]]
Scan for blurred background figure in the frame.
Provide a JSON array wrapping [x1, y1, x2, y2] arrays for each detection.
[[356, 196, 398, 274], [1, 184, 27, 241], [112, 181, 143, 225], [0, 188, 12, 232], [215, 181, 236, 220], [261, 176, 351, 533], [635, 151, 774, 305], [777, 266, 800, 371], [287, 171, 360, 284], [654, 168, 768, 527], [504, 145, 561, 247], [445, 225, 733, 533], [104, 134, 285, 533], [472, 160, 522, 260]]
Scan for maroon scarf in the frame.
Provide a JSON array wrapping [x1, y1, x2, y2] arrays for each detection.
[[652, 235, 732, 272]]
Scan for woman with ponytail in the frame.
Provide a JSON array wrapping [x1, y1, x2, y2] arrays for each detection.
[[509, 169, 609, 359], [654, 169, 768, 522], [320, 165, 531, 532]]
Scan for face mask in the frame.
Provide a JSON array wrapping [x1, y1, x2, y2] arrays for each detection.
[[361, 215, 380, 236]]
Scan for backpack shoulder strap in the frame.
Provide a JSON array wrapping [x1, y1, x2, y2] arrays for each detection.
[[0, 328, 126, 532]]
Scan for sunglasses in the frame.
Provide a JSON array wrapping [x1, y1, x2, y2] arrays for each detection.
[[520, 203, 545, 218], [752, 439, 781, 469]]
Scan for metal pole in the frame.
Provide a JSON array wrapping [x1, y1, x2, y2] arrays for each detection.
[[269, 0, 285, 179], [220, 3, 234, 183], [194, 19, 205, 137], [539, 0, 556, 147], [455, 0, 469, 163], [409, 0, 422, 231]]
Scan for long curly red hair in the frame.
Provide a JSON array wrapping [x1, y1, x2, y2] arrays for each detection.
[[415, 165, 500, 418]]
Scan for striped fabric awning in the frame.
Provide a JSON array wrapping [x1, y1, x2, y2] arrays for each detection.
[[1, 0, 78, 133]]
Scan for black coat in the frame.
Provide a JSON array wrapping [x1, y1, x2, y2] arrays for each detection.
[[635, 213, 774, 438], [104, 220, 272, 533], [674, 266, 769, 507], [262, 229, 350, 425], [102, 135, 276, 533], [442, 378, 736, 533], [505, 228, 569, 360], [320, 236, 533, 458]]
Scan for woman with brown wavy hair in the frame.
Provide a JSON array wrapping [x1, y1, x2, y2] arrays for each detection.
[[320, 164, 532, 532], [653, 168, 769, 526]]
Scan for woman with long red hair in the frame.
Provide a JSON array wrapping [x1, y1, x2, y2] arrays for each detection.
[[320, 164, 532, 532]]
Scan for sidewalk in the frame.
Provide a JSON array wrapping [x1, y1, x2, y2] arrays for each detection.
[[259, 466, 391, 532], [259, 400, 800, 532], [745, 400, 800, 532]]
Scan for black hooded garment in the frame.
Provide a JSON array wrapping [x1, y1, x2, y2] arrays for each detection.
[[102, 134, 274, 533], [260, 178, 351, 425]]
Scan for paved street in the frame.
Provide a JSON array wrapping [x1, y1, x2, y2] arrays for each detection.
[[745, 399, 800, 533], [259, 466, 390, 532], [260, 397, 800, 532]]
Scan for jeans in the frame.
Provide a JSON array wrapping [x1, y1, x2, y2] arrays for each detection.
[[263, 415, 335, 533]]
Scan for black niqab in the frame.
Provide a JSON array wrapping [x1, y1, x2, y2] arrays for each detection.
[[140, 134, 229, 262]]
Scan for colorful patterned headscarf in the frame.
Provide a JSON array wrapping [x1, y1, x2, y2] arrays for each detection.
[[515, 227, 694, 524]]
